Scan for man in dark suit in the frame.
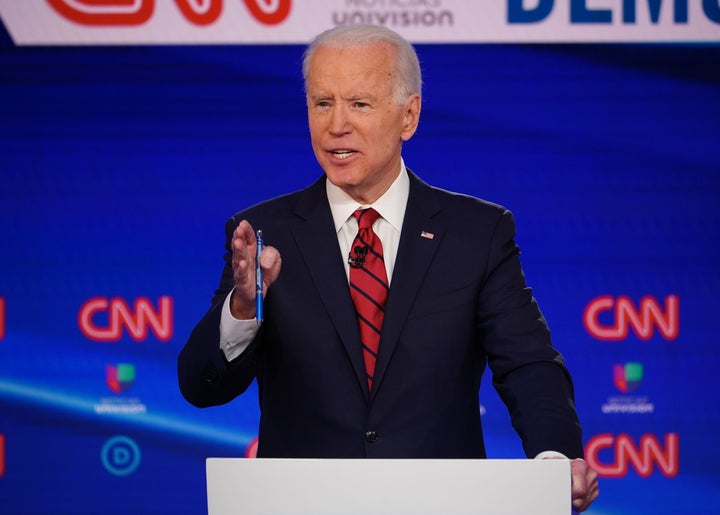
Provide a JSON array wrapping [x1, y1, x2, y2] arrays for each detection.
[[178, 24, 598, 512]]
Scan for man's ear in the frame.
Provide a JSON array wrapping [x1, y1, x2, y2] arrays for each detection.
[[401, 93, 421, 142]]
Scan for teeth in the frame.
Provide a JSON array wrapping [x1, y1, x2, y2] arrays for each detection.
[[332, 150, 354, 159]]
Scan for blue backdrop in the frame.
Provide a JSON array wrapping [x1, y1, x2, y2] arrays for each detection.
[[1, 18, 719, 514]]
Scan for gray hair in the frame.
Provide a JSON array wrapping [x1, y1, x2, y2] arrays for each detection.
[[302, 24, 422, 104]]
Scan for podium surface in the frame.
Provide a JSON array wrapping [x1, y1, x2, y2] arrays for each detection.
[[206, 458, 571, 514]]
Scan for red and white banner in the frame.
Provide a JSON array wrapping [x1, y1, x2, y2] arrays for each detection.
[[0, 0, 718, 45]]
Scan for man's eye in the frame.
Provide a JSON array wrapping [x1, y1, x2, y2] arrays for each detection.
[[354, 102, 369, 108]]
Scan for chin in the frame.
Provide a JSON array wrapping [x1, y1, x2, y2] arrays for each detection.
[[324, 167, 361, 188]]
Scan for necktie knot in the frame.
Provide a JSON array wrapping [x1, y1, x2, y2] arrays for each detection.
[[354, 208, 380, 230]]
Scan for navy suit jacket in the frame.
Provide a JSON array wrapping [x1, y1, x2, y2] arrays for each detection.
[[178, 171, 583, 459]]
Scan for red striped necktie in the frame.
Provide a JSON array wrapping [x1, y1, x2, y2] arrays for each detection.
[[348, 208, 389, 391]]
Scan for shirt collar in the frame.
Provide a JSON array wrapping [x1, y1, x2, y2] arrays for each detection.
[[326, 158, 410, 233]]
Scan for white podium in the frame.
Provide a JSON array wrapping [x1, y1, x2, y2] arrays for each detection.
[[206, 458, 571, 514]]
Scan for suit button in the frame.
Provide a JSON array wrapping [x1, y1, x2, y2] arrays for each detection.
[[203, 364, 219, 384], [365, 431, 379, 443]]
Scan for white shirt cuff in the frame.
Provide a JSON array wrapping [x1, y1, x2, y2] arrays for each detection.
[[534, 450, 569, 460], [219, 289, 260, 361]]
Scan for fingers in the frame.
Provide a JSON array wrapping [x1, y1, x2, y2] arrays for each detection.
[[230, 220, 282, 316], [231, 220, 257, 287], [570, 459, 599, 512], [259, 245, 282, 288]]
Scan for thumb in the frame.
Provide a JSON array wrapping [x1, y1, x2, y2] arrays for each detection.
[[259, 246, 282, 287]]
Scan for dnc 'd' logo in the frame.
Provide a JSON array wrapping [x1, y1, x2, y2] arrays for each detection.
[[101, 435, 141, 476]]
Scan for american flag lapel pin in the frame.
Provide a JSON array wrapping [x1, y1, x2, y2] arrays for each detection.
[[420, 230, 434, 240]]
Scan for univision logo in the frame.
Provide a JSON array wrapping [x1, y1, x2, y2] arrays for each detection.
[[106, 363, 136, 394], [602, 362, 654, 414], [613, 362, 643, 394]]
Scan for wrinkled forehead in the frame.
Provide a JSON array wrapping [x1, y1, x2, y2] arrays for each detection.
[[306, 43, 398, 97]]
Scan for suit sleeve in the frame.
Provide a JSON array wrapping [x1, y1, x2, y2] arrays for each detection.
[[177, 215, 260, 408], [477, 209, 584, 459]]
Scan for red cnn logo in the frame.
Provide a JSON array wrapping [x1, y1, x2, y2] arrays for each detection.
[[245, 437, 259, 458], [46, 0, 291, 26], [585, 433, 679, 478], [0, 297, 5, 340], [583, 295, 679, 341], [79, 296, 173, 342], [0, 434, 5, 477]]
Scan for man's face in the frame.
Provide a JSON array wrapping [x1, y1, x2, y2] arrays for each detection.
[[306, 42, 421, 204]]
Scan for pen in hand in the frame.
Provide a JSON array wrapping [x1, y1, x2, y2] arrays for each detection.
[[255, 229, 264, 324]]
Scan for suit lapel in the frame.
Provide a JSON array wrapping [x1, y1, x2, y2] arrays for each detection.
[[290, 177, 370, 399], [372, 172, 443, 399]]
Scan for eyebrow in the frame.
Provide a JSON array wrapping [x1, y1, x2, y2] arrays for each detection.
[[309, 92, 377, 102]]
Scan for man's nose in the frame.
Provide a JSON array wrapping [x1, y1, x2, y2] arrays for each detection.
[[328, 105, 351, 135]]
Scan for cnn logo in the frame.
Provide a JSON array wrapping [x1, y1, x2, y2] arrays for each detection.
[[585, 433, 679, 478], [0, 434, 5, 477], [583, 295, 679, 341], [0, 297, 5, 340], [46, 0, 291, 26], [79, 296, 173, 342]]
